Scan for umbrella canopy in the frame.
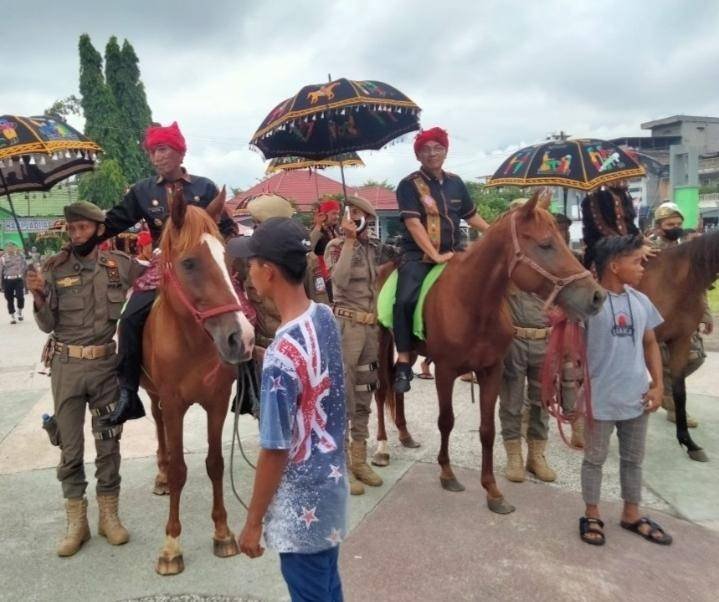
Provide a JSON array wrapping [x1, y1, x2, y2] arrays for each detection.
[[0, 115, 101, 250], [487, 139, 645, 191], [250, 78, 420, 159], [265, 151, 364, 174]]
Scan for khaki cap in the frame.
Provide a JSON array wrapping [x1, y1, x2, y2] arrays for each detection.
[[63, 201, 105, 223], [345, 195, 376, 217], [654, 202, 684, 223], [247, 194, 295, 223]]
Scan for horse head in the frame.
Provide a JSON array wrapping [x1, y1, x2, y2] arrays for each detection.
[[161, 186, 254, 364], [504, 190, 605, 319]]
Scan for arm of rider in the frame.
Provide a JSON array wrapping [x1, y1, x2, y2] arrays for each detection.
[[238, 448, 289, 558], [102, 186, 144, 241], [404, 217, 453, 263], [642, 328, 664, 412], [466, 213, 490, 233]]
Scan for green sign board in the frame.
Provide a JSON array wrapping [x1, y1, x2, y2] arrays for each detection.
[[674, 186, 699, 229]]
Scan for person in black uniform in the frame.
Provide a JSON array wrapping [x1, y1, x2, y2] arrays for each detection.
[[392, 127, 489, 393], [101, 122, 237, 425]]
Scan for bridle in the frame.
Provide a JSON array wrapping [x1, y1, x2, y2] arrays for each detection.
[[162, 262, 244, 330], [507, 211, 592, 310]]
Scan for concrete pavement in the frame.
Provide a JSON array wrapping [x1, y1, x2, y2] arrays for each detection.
[[1, 293, 718, 601]]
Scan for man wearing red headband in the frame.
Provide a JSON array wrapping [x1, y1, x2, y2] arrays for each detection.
[[100, 121, 238, 425], [393, 127, 490, 393], [310, 198, 341, 301]]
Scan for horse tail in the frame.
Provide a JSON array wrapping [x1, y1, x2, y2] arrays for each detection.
[[377, 325, 397, 422]]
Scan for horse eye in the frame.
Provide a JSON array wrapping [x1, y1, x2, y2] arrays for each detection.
[[538, 241, 553, 250], [182, 258, 196, 270]]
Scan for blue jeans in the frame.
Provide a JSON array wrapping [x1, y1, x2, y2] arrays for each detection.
[[279, 546, 343, 602]]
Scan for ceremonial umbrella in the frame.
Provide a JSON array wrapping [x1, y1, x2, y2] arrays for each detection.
[[265, 151, 364, 175], [0, 115, 102, 250], [250, 77, 420, 199], [487, 138, 645, 214]]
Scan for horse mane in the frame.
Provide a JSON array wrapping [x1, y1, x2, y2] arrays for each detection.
[[658, 230, 719, 285], [159, 205, 222, 257]]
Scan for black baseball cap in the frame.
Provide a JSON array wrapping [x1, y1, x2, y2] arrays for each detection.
[[228, 217, 311, 274]]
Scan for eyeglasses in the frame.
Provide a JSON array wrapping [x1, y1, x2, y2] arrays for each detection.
[[419, 145, 447, 156]]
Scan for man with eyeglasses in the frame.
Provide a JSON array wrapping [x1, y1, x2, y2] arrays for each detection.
[[392, 127, 489, 392]]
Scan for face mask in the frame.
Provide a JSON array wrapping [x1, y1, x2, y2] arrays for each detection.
[[662, 227, 683, 241], [353, 217, 367, 234]]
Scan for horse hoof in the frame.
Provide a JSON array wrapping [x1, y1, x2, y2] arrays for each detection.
[[156, 554, 184, 576], [371, 453, 390, 467], [487, 496, 516, 515], [688, 448, 709, 462], [440, 477, 466, 492], [399, 436, 421, 449], [213, 535, 240, 558], [153, 483, 170, 496]]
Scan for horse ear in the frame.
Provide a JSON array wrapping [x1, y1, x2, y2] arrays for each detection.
[[206, 186, 226, 223], [170, 187, 187, 229], [518, 190, 541, 217]]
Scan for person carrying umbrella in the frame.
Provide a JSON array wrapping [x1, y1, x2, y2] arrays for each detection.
[[393, 127, 490, 393], [100, 122, 238, 425]]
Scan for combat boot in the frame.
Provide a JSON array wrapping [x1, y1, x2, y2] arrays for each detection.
[[350, 440, 383, 487], [57, 497, 90, 557], [346, 447, 364, 496], [97, 494, 129, 545], [526, 439, 557, 482], [503, 439, 525, 482]]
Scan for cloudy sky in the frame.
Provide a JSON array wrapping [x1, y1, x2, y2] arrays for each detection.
[[2, 0, 718, 191]]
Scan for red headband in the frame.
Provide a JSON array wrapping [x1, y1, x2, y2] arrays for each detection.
[[144, 121, 187, 154], [137, 231, 152, 247], [319, 200, 341, 214], [414, 127, 449, 154]]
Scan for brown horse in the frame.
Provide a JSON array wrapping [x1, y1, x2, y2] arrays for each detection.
[[376, 193, 605, 513], [639, 230, 719, 462], [142, 188, 255, 575]]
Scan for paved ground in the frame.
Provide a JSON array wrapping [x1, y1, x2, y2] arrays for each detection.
[[1, 294, 718, 601]]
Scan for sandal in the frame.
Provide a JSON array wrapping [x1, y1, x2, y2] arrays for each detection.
[[579, 516, 605, 546], [415, 372, 434, 380], [620, 517, 673, 545]]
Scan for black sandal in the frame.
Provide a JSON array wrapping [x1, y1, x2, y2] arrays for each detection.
[[579, 516, 605, 546], [620, 517, 673, 545]]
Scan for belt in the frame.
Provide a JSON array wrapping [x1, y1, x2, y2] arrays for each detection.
[[2, 275, 22, 280], [54, 341, 116, 360], [333, 306, 377, 325], [513, 326, 550, 340]]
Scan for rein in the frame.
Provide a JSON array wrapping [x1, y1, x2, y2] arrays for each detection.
[[507, 211, 592, 310]]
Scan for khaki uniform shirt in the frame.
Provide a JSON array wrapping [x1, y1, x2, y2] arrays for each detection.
[[34, 249, 143, 345], [507, 285, 548, 329]]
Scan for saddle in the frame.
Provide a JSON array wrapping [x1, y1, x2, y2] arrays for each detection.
[[376, 264, 446, 340]]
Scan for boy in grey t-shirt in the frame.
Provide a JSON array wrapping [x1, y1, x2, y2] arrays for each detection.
[[580, 235, 672, 546]]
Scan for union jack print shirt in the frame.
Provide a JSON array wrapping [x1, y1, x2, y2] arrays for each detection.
[[259, 302, 349, 553]]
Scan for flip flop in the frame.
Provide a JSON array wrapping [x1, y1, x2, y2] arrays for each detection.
[[579, 516, 605, 546], [416, 373, 434, 380], [620, 517, 672, 545]]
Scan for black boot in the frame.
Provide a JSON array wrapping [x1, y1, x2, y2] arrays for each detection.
[[393, 362, 413, 394], [103, 389, 146, 426]]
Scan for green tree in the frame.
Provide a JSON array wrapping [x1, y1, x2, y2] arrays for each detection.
[[77, 159, 127, 209], [466, 182, 525, 223], [44, 95, 82, 119], [363, 178, 395, 191]]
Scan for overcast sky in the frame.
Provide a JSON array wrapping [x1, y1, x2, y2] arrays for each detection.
[[2, 0, 718, 192]]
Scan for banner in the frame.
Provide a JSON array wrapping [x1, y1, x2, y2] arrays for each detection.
[[1, 218, 55, 233]]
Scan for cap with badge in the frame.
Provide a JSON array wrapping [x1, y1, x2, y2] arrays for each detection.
[[227, 217, 311, 275], [64, 201, 105, 223], [654, 201, 684, 223], [247, 194, 295, 223], [345, 195, 376, 217]]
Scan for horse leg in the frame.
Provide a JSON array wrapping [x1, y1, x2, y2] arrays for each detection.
[[206, 401, 239, 558], [372, 388, 391, 467], [150, 394, 170, 495], [372, 327, 393, 467], [674, 375, 708, 462], [396, 391, 420, 449], [478, 364, 515, 514], [435, 364, 463, 492], [156, 402, 189, 576]]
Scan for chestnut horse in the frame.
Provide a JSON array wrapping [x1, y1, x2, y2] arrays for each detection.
[[142, 188, 255, 575], [639, 230, 719, 462], [376, 193, 605, 513]]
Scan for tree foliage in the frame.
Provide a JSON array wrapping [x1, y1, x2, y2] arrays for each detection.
[[44, 95, 82, 119], [466, 182, 526, 223], [363, 178, 395, 191], [77, 159, 127, 209]]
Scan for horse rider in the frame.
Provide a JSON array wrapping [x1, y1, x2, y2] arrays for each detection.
[[580, 180, 659, 269], [27, 201, 144, 557], [393, 127, 489, 393], [1, 241, 27, 324], [100, 121, 238, 426], [310, 198, 341, 301], [647, 202, 712, 428], [325, 196, 398, 495]]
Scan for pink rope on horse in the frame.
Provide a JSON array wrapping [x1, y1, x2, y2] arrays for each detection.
[[540, 308, 593, 448]]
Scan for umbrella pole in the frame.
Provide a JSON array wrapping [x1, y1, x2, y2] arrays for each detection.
[[339, 161, 349, 203], [0, 169, 27, 252], [563, 187, 568, 216]]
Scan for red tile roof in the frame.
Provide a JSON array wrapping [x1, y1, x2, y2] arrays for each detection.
[[227, 170, 398, 214]]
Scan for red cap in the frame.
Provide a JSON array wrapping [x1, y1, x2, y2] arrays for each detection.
[[318, 199, 341, 214], [413, 127, 449, 154], [137, 231, 152, 247], [143, 121, 187, 154]]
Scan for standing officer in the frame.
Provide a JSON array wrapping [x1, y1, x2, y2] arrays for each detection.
[[1, 242, 27, 324], [27, 201, 143, 557], [325, 196, 397, 495]]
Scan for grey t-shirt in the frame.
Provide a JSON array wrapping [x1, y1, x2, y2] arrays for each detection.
[[586, 286, 663, 421]]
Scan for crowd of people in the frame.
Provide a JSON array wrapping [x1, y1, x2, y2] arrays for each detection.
[[13, 120, 714, 601]]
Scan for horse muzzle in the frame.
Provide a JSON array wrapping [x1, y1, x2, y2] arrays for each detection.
[[557, 279, 607, 319], [205, 313, 255, 365]]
